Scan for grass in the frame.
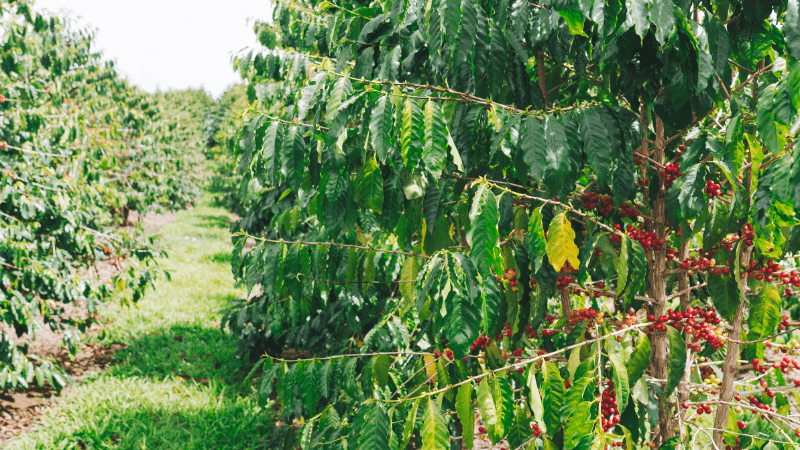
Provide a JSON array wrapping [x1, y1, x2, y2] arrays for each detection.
[[8, 193, 276, 450]]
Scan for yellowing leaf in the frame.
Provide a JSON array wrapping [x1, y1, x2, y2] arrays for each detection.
[[545, 211, 580, 272], [423, 354, 437, 385]]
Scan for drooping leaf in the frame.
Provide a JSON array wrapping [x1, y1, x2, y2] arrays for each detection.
[[359, 156, 384, 214], [467, 183, 501, 278], [477, 377, 499, 439], [422, 397, 450, 450], [708, 272, 740, 322], [492, 377, 514, 441], [665, 327, 687, 397], [370, 96, 394, 163], [401, 399, 421, 448], [423, 100, 448, 180], [401, 98, 425, 171], [748, 282, 781, 340], [627, 332, 650, 389], [359, 403, 391, 450], [543, 116, 570, 194], [520, 115, 547, 182], [651, 0, 674, 46], [546, 210, 580, 272], [579, 107, 612, 182], [456, 383, 474, 449]]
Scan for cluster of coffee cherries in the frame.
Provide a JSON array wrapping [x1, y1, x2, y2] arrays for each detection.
[[567, 307, 601, 327], [525, 324, 538, 339], [611, 224, 665, 252], [470, 333, 492, 352], [433, 346, 454, 360], [496, 322, 513, 342], [633, 148, 645, 165], [0, 141, 6, 150], [580, 192, 615, 216], [496, 268, 518, 290], [600, 381, 620, 431], [530, 422, 542, 437], [556, 275, 575, 290], [645, 307, 724, 350], [619, 202, 642, 218], [678, 256, 730, 276], [660, 162, 682, 189], [739, 394, 778, 417], [705, 179, 723, 198], [685, 401, 714, 416]]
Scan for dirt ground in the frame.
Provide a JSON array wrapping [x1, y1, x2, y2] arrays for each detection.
[[0, 209, 176, 443]]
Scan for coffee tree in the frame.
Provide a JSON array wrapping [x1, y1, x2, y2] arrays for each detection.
[[1, 0, 211, 391], [230, 0, 800, 447]]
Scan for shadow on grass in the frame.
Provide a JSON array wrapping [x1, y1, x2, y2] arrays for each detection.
[[16, 307, 282, 449], [195, 214, 234, 230]]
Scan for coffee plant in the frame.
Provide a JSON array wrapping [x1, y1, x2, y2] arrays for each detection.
[[1, 1, 211, 392], [227, 0, 800, 448]]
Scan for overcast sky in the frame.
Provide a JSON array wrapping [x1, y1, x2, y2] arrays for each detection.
[[33, 0, 273, 98]]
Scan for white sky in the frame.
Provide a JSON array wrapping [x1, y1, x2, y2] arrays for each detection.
[[33, 0, 273, 98]]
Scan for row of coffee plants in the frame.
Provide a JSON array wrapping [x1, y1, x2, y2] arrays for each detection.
[[0, 0, 212, 391], [226, 0, 800, 447]]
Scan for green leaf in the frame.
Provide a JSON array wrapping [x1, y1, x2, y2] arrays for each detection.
[[281, 125, 307, 192], [401, 98, 425, 172], [704, 15, 729, 76], [748, 282, 781, 340], [259, 359, 280, 397], [579, 107, 612, 183], [756, 84, 782, 155], [630, 0, 650, 39], [785, 0, 800, 60], [456, 384, 474, 449], [557, 4, 587, 37], [297, 72, 328, 121], [261, 121, 284, 186], [543, 116, 570, 194], [446, 281, 481, 359], [614, 234, 630, 295], [526, 365, 546, 433], [665, 326, 686, 397], [372, 354, 391, 389], [528, 206, 547, 273], [281, 362, 296, 409], [520, 115, 547, 182], [400, 257, 421, 305], [542, 362, 564, 433], [703, 199, 730, 252], [369, 97, 394, 163], [422, 397, 450, 450], [650, 0, 674, 46], [546, 210, 580, 272], [562, 373, 595, 449], [626, 332, 650, 390], [423, 100, 448, 181], [477, 377, 498, 439], [678, 165, 706, 221], [708, 271, 740, 322], [609, 344, 630, 416], [359, 156, 384, 214], [493, 377, 514, 441], [359, 404, 391, 450], [299, 360, 320, 415], [467, 183, 501, 278], [402, 399, 421, 448]]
